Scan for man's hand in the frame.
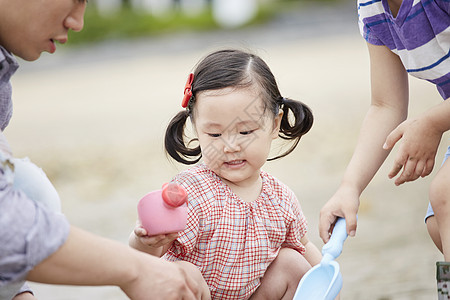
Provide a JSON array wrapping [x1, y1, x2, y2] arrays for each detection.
[[121, 254, 206, 300]]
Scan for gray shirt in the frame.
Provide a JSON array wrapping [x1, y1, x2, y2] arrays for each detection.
[[0, 47, 16, 131], [0, 46, 70, 299]]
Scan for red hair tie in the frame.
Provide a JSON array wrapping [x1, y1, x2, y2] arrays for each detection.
[[181, 73, 194, 108]]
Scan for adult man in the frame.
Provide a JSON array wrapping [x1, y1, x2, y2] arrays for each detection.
[[0, 1, 204, 299]]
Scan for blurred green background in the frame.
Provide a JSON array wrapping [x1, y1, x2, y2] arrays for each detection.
[[69, 0, 346, 45]]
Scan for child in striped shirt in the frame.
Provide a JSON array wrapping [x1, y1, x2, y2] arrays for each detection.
[[319, 0, 450, 290]]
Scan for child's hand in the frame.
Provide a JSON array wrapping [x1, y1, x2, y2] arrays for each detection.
[[133, 220, 179, 249], [319, 185, 359, 243], [383, 116, 442, 185]]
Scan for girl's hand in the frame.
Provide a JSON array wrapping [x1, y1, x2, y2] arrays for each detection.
[[383, 116, 442, 185], [133, 221, 179, 249]]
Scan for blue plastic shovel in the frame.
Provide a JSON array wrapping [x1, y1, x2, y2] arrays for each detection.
[[293, 218, 348, 300]]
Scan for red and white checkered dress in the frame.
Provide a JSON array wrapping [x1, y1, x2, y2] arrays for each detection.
[[163, 164, 308, 300]]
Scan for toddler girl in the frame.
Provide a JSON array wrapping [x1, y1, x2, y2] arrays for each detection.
[[130, 49, 322, 299]]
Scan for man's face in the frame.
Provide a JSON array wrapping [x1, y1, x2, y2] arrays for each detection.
[[0, 0, 87, 61]]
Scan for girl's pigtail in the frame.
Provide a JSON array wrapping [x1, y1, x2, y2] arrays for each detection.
[[269, 97, 313, 160], [279, 97, 313, 139], [164, 110, 201, 165]]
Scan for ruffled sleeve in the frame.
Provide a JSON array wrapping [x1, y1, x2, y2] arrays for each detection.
[[163, 166, 214, 260], [281, 187, 307, 254]]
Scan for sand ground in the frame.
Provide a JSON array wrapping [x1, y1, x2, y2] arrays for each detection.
[[5, 3, 448, 299]]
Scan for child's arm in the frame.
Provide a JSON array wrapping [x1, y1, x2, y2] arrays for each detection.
[[319, 42, 409, 242], [300, 235, 322, 267], [128, 221, 178, 257]]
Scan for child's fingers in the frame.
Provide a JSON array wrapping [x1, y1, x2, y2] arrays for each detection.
[[141, 233, 179, 247], [138, 234, 165, 246], [394, 158, 416, 185], [383, 126, 403, 150], [319, 213, 335, 243], [344, 212, 358, 238], [155, 233, 179, 245], [134, 226, 148, 237], [393, 156, 432, 185], [414, 160, 426, 179], [165, 232, 179, 240], [388, 146, 410, 179], [388, 163, 403, 179], [422, 159, 435, 177]]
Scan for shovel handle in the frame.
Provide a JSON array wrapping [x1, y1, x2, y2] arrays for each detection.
[[321, 218, 348, 260]]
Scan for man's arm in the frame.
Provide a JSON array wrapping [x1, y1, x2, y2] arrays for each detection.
[[27, 226, 200, 300]]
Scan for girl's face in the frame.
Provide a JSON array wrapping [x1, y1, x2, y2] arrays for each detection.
[[0, 0, 86, 61], [194, 85, 282, 188]]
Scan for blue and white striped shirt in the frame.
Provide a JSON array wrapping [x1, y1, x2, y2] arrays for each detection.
[[358, 0, 450, 99]]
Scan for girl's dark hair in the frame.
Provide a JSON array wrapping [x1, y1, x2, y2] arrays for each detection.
[[165, 49, 313, 165]]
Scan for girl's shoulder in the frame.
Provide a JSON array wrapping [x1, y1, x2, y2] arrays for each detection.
[[260, 170, 297, 201], [260, 171, 304, 220], [173, 164, 217, 186]]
